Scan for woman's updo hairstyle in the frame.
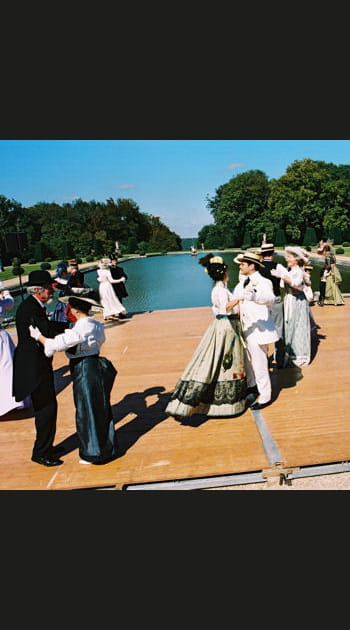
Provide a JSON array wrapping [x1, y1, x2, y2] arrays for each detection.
[[199, 253, 228, 281]]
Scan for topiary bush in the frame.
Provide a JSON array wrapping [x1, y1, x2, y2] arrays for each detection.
[[85, 255, 94, 262], [342, 242, 350, 247], [12, 265, 25, 276], [28, 258, 37, 264], [335, 247, 344, 254], [40, 262, 52, 270]]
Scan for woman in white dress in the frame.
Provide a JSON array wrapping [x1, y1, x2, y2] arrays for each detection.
[[97, 259, 127, 321], [271, 246, 311, 367], [0, 282, 28, 415], [165, 254, 247, 419]]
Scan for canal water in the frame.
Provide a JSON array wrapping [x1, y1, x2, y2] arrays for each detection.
[[8, 252, 350, 319]]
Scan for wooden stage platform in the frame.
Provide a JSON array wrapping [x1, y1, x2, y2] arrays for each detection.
[[1, 299, 349, 490]]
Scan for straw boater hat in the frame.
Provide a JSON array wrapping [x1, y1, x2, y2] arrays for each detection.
[[233, 252, 265, 268], [284, 246, 309, 264], [304, 264, 313, 272], [257, 242, 275, 256], [58, 295, 103, 312]]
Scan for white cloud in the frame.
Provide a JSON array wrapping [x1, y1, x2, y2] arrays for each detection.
[[227, 162, 245, 170]]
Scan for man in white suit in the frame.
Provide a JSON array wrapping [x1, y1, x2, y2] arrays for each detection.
[[232, 252, 278, 410]]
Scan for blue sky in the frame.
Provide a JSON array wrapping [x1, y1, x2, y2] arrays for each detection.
[[0, 139, 349, 238]]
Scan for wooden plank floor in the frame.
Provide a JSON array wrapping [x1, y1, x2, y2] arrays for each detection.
[[0, 300, 349, 490]]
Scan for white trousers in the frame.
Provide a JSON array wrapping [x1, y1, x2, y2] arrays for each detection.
[[244, 337, 271, 404]]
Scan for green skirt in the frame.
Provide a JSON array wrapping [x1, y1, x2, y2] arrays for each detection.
[[166, 316, 247, 418], [324, 267, 345, 305]]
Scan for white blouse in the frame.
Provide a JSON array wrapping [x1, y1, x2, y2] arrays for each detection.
[[44, 316, 106, 359], [211, 281, 238, 316], [284, 265, 305, 292]]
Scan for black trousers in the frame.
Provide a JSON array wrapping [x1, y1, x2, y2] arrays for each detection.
[[319, 280, 326, 300], [30, 369, 58, 458]]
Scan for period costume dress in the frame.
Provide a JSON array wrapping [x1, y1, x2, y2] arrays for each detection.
[[165, 279, 247, 418], [42, 314, 117, 464], [323, 256, 344, 305], [232, 270, 278, 405], [97, 267, 127, 318], [282, 265, 311, 367], [0, 288, 28, 415]]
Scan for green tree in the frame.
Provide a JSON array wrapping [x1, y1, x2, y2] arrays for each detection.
[[206, 170, 270, 247], [126, 236, 138, 253], [302, 226, 318, 247]]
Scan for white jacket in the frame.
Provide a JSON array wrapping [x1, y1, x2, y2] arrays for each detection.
[[232, 271, 279, 344]]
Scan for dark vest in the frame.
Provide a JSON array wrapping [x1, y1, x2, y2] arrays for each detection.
[[259, 260, 281, 296]]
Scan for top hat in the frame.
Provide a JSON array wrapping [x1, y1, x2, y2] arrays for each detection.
[[27, 270, 54, 287], [233, 252, 265, 268]]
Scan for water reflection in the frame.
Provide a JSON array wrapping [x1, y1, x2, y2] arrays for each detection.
[[8, 252, 350, 317]]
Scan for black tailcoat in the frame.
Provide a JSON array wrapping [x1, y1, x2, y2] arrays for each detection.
[[13, 295, 69, 401], [109, 265, 128, 301]]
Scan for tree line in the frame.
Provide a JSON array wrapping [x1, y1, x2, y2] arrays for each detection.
[[198, 158, 350, 250], [0, 197, 182, 265]]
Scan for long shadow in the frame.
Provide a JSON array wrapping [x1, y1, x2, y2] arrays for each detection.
[[52, 386, 171, 459], [310, 331, 326, 364], [112, 386, 171, 457], [0, 402, 34, 422], [270, 364, 304, 404], [54, 364, 72, 395]]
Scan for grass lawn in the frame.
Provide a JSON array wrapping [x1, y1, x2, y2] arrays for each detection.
[[0, 258, 95, 281]]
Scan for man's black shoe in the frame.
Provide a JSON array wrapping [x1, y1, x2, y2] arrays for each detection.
[[31, 455, 64, 467], [250, 401, 270, 411]]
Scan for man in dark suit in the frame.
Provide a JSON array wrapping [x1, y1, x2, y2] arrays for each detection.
[[12, 270, 71, 466], [109, 255, 128, 318]]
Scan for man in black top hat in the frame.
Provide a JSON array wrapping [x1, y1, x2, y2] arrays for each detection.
[[12, 270, 71, 466], [257, 243, 286, 368]]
